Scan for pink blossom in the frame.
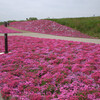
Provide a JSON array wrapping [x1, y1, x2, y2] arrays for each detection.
[[0, 25, 20, 33], [0, 36, 100, 99], [88, 94, 96, 99], [9, 20, 94, 38]]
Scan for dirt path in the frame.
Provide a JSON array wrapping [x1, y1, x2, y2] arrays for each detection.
[[7, 27, 100, 44], [0, 93, 3, 100], [0, 33, 100, 44]]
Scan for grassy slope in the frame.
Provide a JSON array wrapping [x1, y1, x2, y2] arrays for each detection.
[[46, 17, 100, 39], [0, 22, 4, 25]]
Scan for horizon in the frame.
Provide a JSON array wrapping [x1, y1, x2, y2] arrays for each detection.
[[0, 16, 100, 22]]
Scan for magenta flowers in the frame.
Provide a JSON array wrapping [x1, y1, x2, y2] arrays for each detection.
[[0, 36, 100, 100], [9, 20, 94, 38], [0, 25, 20, 33]]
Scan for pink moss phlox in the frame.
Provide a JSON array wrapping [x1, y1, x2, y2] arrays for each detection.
[[0, 36, 100, 99]]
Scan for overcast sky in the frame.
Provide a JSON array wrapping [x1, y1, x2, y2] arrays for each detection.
[[0, 0, 100, 21]]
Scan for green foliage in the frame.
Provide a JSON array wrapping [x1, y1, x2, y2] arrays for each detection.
[[46, 16, 100, 38], [40, 81, 46, 86], [0, 22, 4, 25], [8, 20, 17, 22], [76, 89, 99, 100], [66, 66, 72, 70], [43, 85, 55, 94], [56, 89, 61, 94], [26, 17, 37, 21], [8, 20, 26, 22]]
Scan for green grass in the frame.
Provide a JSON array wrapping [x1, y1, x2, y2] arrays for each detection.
[[0, 22, 4, 25], [46, 16, 100, 39]]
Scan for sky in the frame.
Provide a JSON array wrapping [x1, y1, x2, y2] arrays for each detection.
[[0, 0, 100, 21]]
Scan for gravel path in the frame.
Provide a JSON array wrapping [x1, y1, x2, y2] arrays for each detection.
[[0, 93, 3, 100], [7, 27, 100, 44], [0, 32, 100, 44]]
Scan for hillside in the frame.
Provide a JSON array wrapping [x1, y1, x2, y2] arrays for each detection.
[[46, 17, 100, 38], [9, 20, 94, 38]]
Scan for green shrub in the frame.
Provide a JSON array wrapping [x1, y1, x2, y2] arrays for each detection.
[[0, 22, 4, 25], [26, 17, 37, 21]]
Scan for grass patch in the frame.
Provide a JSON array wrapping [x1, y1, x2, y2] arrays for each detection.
[[46, 16, 100, 38]]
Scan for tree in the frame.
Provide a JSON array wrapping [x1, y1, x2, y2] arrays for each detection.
[[26, 17, 38, 21]]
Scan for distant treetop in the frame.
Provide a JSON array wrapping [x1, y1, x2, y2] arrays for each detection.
[[26, 17, 38, 21]]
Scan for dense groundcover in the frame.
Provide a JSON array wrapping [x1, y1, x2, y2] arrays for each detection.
[[10, 20, 94, 38], [0, 25, 20, 33], [0, 36, 100, 100]]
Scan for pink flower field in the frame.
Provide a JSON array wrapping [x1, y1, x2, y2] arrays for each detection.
[[0, 25, 20, 33], [10, 20, 94, 38], [0, 36, 100, 100]]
